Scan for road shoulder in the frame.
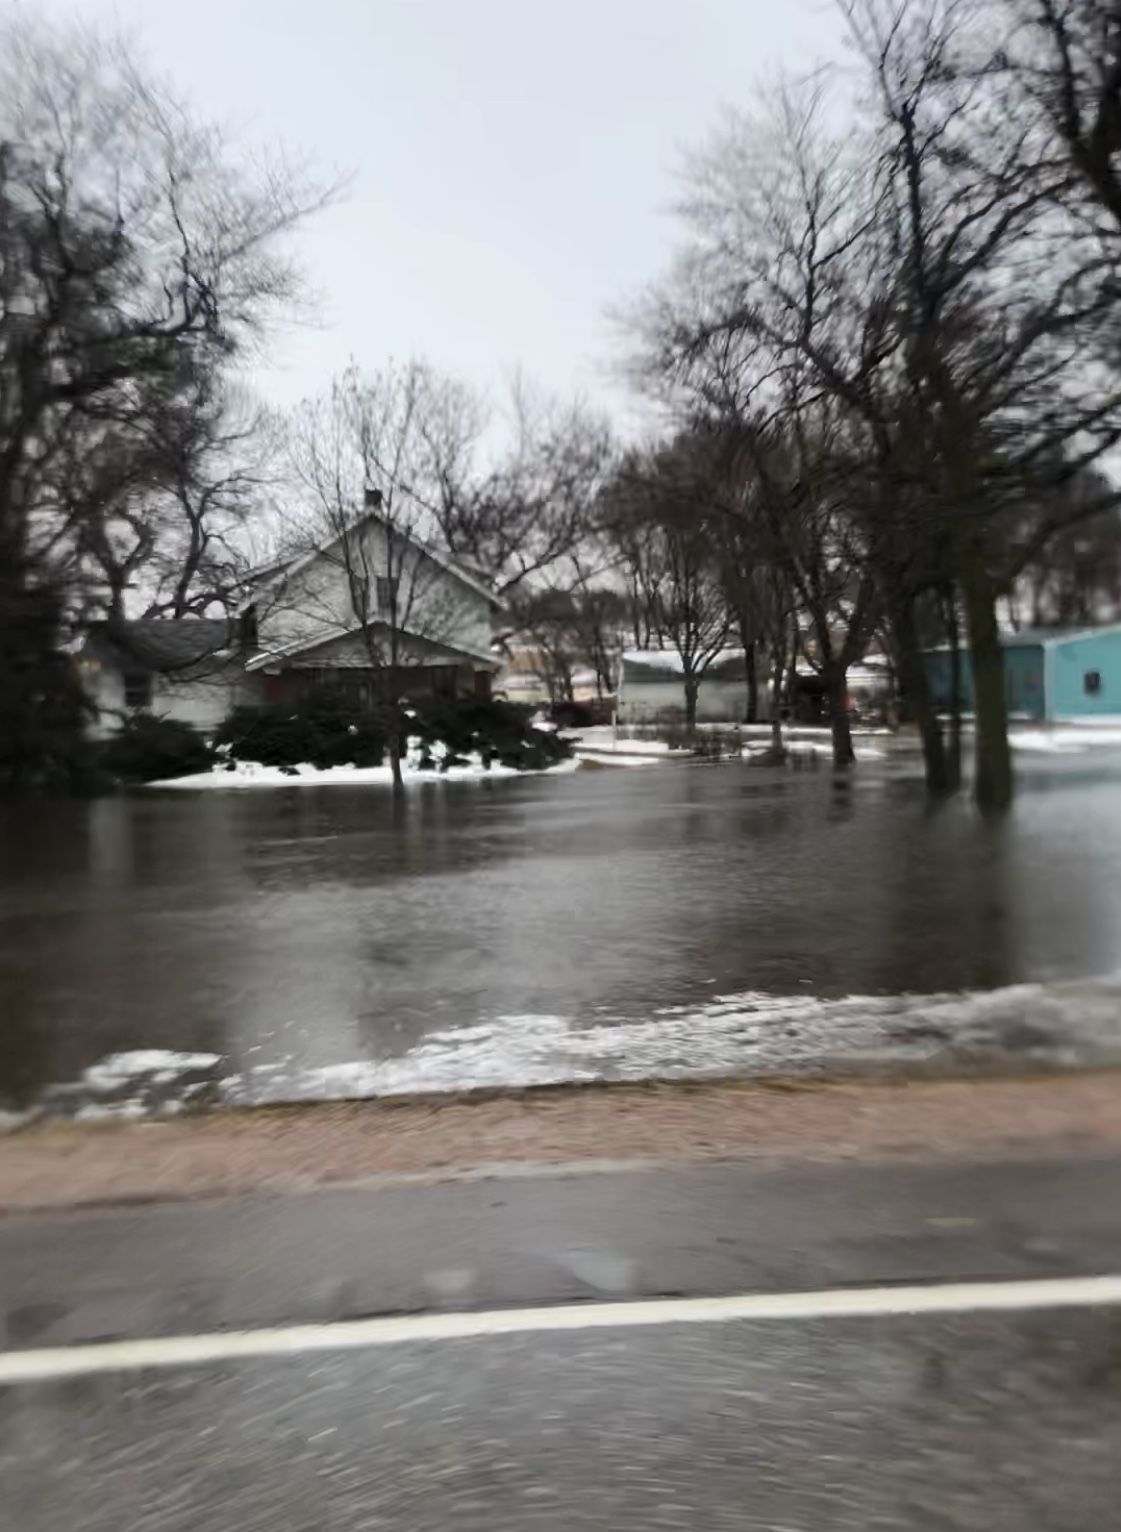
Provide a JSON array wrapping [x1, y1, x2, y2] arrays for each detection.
[[1, 1070, 1119, 1213]]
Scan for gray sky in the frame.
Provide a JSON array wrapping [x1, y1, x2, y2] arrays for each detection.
[[58, 0, 844, 421]]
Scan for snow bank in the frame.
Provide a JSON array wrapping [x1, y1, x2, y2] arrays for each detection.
[[150, 754, 581, 790], [82, 1050, 221, 1090], [1010, 726, 1121, 753], [571, 727, 676, 758], [217, 977, 1121, 1105], [573, 726, 887, 761], [37, 1049, 223, 1123], [35, 974, 1121, 1123]]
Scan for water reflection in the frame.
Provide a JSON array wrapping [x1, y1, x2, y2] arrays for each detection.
[[3, 751, 1121, 1107]]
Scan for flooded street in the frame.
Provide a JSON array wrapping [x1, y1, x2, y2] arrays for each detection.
[[4, 751, 1121, 1113]]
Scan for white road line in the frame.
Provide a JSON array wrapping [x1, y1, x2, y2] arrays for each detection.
[[2, 1274, 1120, 1386]]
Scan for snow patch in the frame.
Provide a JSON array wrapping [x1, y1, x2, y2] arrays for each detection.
[[1010, 726, 1121, 753], [215, 977, 1121, 1106], [31, 976, 1121, 1123], [149, 755, 580, 790], [82, 1050, 221, 1091]]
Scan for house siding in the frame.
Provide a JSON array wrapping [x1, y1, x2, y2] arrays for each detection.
[[924, 642, 1046, 720], [259, 520, 493, 663], [149, 671, 264, 733], [1048, 630, 1121, 717], [618, 676, 749, 724], [83, 661, 263, 738]]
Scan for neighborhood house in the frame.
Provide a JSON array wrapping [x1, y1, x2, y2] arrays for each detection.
[[79, 507, 502, 737], [924, 624, 1121, 722], [617, 649, 750, 724]]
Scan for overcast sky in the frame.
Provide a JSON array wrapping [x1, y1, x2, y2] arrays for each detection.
[[53, 0, 845, 421]]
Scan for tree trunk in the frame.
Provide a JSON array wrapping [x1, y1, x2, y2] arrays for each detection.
[[683, 675, 699, 733], [388, 726, 404, 791], [825, 666, 855, 768], [786, 617, 801, 723], [892, 596, 952, 795], [770, 643, 786, 754], [386, 663, 404, 793], [945, 591, 963, 792], [745, 640, 758, 722], [958, 537, 1012, 812]]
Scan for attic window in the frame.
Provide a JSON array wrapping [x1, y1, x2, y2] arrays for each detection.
[[1084, 670, 1102, 696], [123, 672, 152, 710], [376, 576, 399, 611]]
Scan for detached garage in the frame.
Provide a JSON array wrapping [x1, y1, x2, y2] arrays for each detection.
[[617, 649, 750, 724], [924, 624, 1121, 722]]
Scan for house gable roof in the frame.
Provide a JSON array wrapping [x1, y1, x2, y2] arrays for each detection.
[[244, 509, 505, 613], [245, 623, 499, 672]]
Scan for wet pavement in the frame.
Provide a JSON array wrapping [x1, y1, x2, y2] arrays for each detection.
[[2, 1152, 1121, 1529], [2, 1158, 1121, 1532], [4, 1153, 1121, 1350], [3, 1288, 1121, 1528], [5, 750, 1121, 1111]]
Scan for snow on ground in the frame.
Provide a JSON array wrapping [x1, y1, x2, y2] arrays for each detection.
[[1011, 725, 1121, 750], [570, 726, 888, 762], [569, 727, 675, 756], [32, 974, 1121, 1123], [150, 754, 582, 789], [82, 1050, 221, 1090], [147, 721, 1121, 788], [38, 1049, 224, 1122]]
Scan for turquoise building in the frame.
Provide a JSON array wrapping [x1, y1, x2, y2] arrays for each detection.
[[924, 624, 1121, 721]]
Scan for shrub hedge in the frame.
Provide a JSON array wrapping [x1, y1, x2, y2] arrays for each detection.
[[98, 715, 216, 783], [211, 692, 572, 775], [408, 696, 573, 772], [214, 693, 387, 770]]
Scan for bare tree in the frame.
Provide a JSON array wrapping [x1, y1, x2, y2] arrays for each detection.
[[286, 363, 491, 789], [998, 0, 1121, 234], [66, 366, 279, 624], [603, 484, 669, 652], [1005, 468, 1121, 627], [602, 444, 734, 730], [426, 377, 614, 602], [0, 11, 336, 785], [633, 0, 1121, 806]]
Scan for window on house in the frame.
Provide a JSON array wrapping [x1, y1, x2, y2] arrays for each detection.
[[1084, 670, 1102, 696], [238, 604, 259, 646], [354, 575, 370, 617], [123, 671, 152, 710], [376, 575, 399, 612]]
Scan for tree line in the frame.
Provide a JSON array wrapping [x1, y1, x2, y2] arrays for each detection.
[[0, 13, 609, 789], [5, 2, 1121, 809], [622, 0, 1121, 808]]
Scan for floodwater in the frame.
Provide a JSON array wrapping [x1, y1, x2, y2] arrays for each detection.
[[4, 749, 1121, 1114]]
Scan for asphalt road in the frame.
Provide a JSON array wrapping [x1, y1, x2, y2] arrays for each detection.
[[2, 1153, 1120, 1528], [3, 1306, 1121, 1529], [3, 1153, 1121, 1348]]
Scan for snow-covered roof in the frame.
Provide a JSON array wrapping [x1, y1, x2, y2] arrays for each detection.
[[622, 648, 747, 682]]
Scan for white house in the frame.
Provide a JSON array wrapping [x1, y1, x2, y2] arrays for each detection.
[[617, 649, 752, 724], [79, 618, 259, 739], [79, 507, 503, 736]]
